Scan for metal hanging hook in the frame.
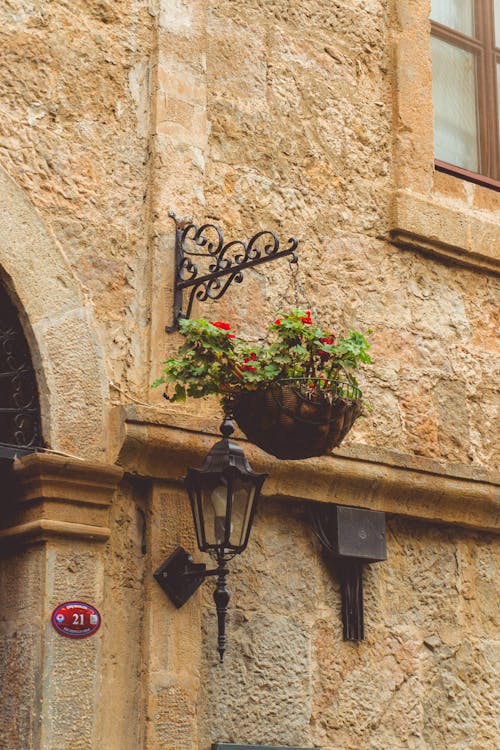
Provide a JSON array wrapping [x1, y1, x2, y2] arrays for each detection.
[[166, 212, 299, 331]]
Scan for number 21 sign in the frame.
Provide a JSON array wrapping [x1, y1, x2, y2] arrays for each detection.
[[51, 602, 101, 638]]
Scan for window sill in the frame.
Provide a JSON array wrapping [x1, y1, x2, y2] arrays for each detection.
[[390, 189, 500, 275]]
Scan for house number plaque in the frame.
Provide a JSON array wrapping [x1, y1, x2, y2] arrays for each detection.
[[51, 602, 101, 639]]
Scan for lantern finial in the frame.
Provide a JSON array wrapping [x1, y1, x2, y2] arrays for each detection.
[[220, 414, 235, 439]]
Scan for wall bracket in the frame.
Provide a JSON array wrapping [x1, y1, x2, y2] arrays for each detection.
[[154, 546, 231, 662], [166, 212, 299, 331]]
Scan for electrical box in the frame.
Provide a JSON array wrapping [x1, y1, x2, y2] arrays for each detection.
[[332, 505, 386, 562]]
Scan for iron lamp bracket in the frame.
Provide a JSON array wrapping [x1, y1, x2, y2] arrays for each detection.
[[166, 212, 299, 331], [154, 546, 208, 608], [154, 546, 231, 662]]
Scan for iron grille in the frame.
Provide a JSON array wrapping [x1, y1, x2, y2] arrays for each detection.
[[0, 284, 42, 458]]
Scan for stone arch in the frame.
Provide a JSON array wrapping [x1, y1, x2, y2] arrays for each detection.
[[0, 165, 107, 460]]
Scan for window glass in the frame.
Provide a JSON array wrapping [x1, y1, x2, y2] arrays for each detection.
[[431, 36, 479, 172], [430, 0, 475, 37], [495, 1, 500, 47]]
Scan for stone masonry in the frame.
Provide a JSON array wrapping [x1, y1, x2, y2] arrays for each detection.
[[0, 1, 498, 749]]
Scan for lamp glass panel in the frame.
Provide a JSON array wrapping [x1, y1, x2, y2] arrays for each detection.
[[430, 0, 474, 36], [201, 480, 230, 547], [431, 36, 479, 172], [189, 484, 205, 549], [230, 479, 257, 549], [495, 1, 500, 47]]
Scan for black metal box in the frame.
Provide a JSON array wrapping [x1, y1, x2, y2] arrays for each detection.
[[333, 505, 386, 562]]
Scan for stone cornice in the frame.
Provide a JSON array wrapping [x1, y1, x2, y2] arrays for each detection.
[[116, 405, 500, 534], [0, 453, 123, 545], [0, 519, 111, 543]]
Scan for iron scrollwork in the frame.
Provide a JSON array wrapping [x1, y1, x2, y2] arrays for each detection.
[[0, 286, 42, 458], [167, 212, 299, 331]]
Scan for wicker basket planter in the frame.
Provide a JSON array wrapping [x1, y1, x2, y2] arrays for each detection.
[[231, 379, 363, 460]]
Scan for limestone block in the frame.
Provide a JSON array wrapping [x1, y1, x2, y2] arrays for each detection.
[[0, 547, 44, 750], [200, 612, 311, 747], [147, 684, 197, 750], [221, 499, 318, 617], [41, 540, 105, 749], [312, 619, 423, 749], [421, 639, 499, 749], [33, 308, 108, 458], [94, 485, 147, 749], [0, 629, 41, 750]]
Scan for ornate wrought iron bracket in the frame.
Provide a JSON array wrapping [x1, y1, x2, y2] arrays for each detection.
[[166, 212, 299, 332], [310, 504, 387, 641]]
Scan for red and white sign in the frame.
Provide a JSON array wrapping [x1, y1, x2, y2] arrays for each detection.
[[51, 602, 101, 639]]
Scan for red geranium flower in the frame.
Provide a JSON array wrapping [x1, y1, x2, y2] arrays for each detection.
[[300, 311, 312, 324], [274, 318, 282, 325], [242, 353, 257, 371], [211, 321, 235, 338], [319, 335, 335, 357]]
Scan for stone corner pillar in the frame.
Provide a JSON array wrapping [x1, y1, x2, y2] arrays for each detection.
[[0, 452, 123, 750]]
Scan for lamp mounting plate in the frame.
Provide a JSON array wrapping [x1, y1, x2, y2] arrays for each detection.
[[154, 546, 206, 608]]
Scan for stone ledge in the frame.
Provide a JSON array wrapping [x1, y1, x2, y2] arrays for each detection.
[[116, 406, 499, 534], [0, 452, 123, 544], [0, 519, 111, 544], [12, 452, 123, 503], [391, 190, 500, 275]]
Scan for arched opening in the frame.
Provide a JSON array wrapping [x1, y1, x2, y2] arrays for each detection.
[[0, 279, 42, 458]]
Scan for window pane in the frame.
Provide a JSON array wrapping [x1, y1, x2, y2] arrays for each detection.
[[430, 0, 474, 37], [431, 36, 479, 172]]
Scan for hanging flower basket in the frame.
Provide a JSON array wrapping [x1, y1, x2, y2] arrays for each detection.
[[154, 309, 371, 461], [231, 378, 362, 460]]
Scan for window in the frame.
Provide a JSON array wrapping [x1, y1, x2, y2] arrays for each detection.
[[430, 0, 500, 186]]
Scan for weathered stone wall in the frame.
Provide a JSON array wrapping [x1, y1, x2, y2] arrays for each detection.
[[0, 0, 153, 394], [0, 0, 498, 466], [150, 0, 499, 469], [198, 502, 499, 750], [139, 487, 498, 750], [0, 1, 498, 749]]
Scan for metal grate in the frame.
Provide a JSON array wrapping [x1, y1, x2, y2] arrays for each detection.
[[0, 285, 42, 458]]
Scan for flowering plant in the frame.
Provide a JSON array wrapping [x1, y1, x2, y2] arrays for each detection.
[[154, 309, 371, 405]]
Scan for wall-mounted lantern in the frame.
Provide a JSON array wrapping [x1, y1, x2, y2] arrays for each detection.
[[154, 416, 267, 662]]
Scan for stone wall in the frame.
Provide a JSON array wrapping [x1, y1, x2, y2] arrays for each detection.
[[1, 0, 498, 466], [198, 504, 499, 750], [0, 1, 498, 749]]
